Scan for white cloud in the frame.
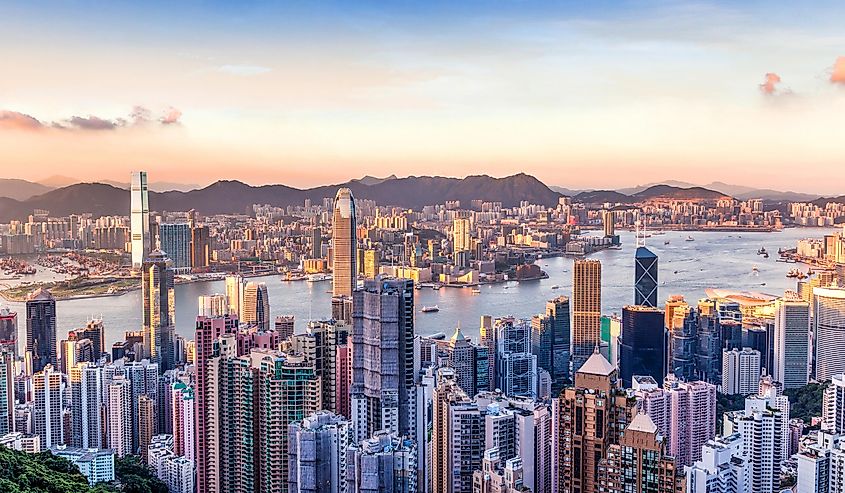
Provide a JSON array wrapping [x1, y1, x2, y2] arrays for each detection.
[[217, 64, 272, 76]]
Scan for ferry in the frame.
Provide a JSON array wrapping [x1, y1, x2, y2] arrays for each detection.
[[471, 287, 482, 294], [786, 268, 803, 279], [664, 240, 670, 245], [757, 247, 768, 256], [421, 305, 440, 313], [550, 285, 560, 290], [752, 266, 759, 273], [685, 236, 695, 242], [306, 273, 333, 282]]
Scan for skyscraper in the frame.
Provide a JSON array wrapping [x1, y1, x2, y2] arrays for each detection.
[[813, 287, 845, 381], [351, 277, 415, 441], [332, 188, 357, 297], [310, 226, 322, 259], [346, 430, 417, 493], [773, 293, 810, 389], [473, 448, 525, 493], [721, 347, 761, 395], [452, 217, 471, 253], [494, 318, 537, 399], [26, 287, 57, 374], [225, 274, 244, 318], [242, 282, 270, 332], [289, 319, 350, 413], [139, 395, 156, 462], [69, 363, 102, 449], [142, 250, 176, 370], [572, 259, 602, 373], [619, 305, 665, 387], [555, 350, 635, 493], [191, 225, 210, 269], [0, 350, 13, 436], [131, 170, 151, 269], [198, 294, 229, 318], [287, 410, 353, 493], [0, 308, 17, 356], [107, 375, 133, 457], [33, 364, 64, 449], [723, 395, 787, 493], [159, 223, 192, 274], [531, 296, 571, 391], [634, 246, 658, 308]]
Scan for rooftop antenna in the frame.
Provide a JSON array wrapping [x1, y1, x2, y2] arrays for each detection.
[[635, 212, 646, 248]]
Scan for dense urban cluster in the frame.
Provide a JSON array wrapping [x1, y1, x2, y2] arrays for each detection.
[[2, 172, 845, 493]]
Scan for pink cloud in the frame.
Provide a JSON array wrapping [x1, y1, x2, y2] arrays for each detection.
[[759, 73, 782, 95], [0, 107, 183, 131], [831, 57, 845, 85], [0, 110, 44, 130], [160, 107, 182, 125]]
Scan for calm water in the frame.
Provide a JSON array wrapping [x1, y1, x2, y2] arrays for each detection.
[[2, 228, 836, 351]]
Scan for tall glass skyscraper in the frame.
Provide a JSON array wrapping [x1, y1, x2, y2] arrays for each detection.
[[813, 287, 845, 381], [142, 250, 175, 370], [619, 305, 665, 387], [332, 188, 357, 297], [130, 171, 151, 269], [634, 246, 658, 308], [242, 282, 270, 332], [159, 223, 192, 274], [26, 287, 56, 373]]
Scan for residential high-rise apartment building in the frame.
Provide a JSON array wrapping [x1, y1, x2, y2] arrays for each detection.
[[635, 246, 659, 308], [107, 375, 133, 457], [555, 350, 634, 493], [33, 364, 63, 449], [69, 363, 102, 449], [142, 250, 176, 370], [351, 277, 415, 442], [0, 308, 17, 356], [242, 282, 271, 332], [572, 259, 602, 373], [75, 318, 105, 360], [191, 225, 210, 269], [619, 305, 665, 387], [139, 395, 156, 462], [632, 375, 717, 467], [288, 319, 349, 414], [431, 368, 484, 493], [346, 430, 417, 493], [198, 294, 229, 318], [531, 296, 571, 391], [723, 395, 788, 493], [131, 171, 151, 269], [823, 374, 845, 434], [0, 350, 13, 435], [453, 217, 471, 253], [332, 188, 357, 297], [159, 223, 192, 274], [494, 318, 537, 399], [473, 447, 526, 493], [26, 287, 57, 373], [722, 348, 761, 396], [287, 410, 353, 493], [598, 413, 684, 493], [685, 433, 750, 493], [773, 293, 810, 389], [813, 287, 845, 381]]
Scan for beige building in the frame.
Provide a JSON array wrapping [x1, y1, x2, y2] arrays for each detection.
[[572, 259, 602, 372]]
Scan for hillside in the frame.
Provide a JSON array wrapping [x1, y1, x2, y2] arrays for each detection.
[[0, 178, 53, 201], [0, 173, 563, 221], [633, 184, 728, 201]]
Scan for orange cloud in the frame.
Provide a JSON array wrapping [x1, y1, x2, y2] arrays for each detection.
[[0, 107, 183, 131], [759, 73, 781, 95], [831, 57, 845, 85], [0, 110, 44, 130]]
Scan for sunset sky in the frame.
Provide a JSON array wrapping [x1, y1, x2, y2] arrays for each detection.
[[2, 1, 844, 193]]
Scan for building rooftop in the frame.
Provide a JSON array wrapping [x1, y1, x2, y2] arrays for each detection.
[[577, 349, 615, 376], [627, 413, 658, 434]]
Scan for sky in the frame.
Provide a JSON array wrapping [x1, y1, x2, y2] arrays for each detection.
[[1, 1, 844, 193]]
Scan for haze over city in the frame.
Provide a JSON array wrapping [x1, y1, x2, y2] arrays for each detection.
[[2, 1, 845, 193]]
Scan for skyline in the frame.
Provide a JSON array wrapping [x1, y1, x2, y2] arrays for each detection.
[[2, 1, 845, 193]]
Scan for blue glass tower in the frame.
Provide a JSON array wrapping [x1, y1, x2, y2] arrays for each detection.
[[634, 246, 658, 308]]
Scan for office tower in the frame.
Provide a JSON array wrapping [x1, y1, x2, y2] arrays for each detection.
[[191, 225, 210, 269], [139, 394, 155, 462], [346, 430, 417, 493], [473, 448, 525, 493], [479, 315, 495, 391], [332, 188, 357, 297], [813, 287, 845, 381], [26, 287, 57, 374], [351, 278, 415, 441], [721, 348, 761, 396], [199, 294, 228, 318], [331, 296, 353, 325], [287, 410, 353, 493], [194, 314, 238, 493], [0, 350, 12, 435], [556, 350, 635, 493], [242, 281, 271, 332], [60, 337, 94, 374], [823, 374, 845, 434], [531, 296, 571, 392], [108, 375, 133, 457], [723, 395, 788, 493], [453, 217, 471, 253], [142, 250, 176, 370], [599, 413, 683, 493], [0, 308, 18, 355], [685, 433, 750, 493], [633, 375, 716, 467], [494, 318, 537, 399], [289, 320, 349, 413], [634, 246, 659, 308], [572, 259, 602, 373], [275, 315, 295, 340], [602, 209, 615, 237], [225, 274, 244, 317], [772, 293, 810, 389], [619, 305, 665, 387], [695, 299, 723, 384], [74, 318, 105, 360], [33, 364, 63, 448], [445, 326, 476, 396], [131, 171, 151, 269], [310, 226, 322, 259], [669, 306, 697, 381], [69, 363, 102, 449], [335, 344, 351, 419], [431, 368, 484, 493], [159, 223, 192, 273]]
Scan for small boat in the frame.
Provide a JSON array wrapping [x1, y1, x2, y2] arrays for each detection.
[[761, 283, 767, 286], [307, 273, 332, 282], [808, 268, 815, 276], [664, 241, 670, 245], [763, 253, 769, 259], [471, 288, 481, 294], [551, 285, 560, 290], [421, 305, 440, 313], [757, 247, 768, 255], [685, 236, 694, 242], [432, 284, 442, 290], [752, 266, 759, 273], [673, 270, 679, 274], [786, 268, 802, 279]]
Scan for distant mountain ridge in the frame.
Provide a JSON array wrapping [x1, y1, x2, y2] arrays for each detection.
[[0, 179, 53, 201], [574, 184, 729, 204], [0, 173, 562, 221]]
